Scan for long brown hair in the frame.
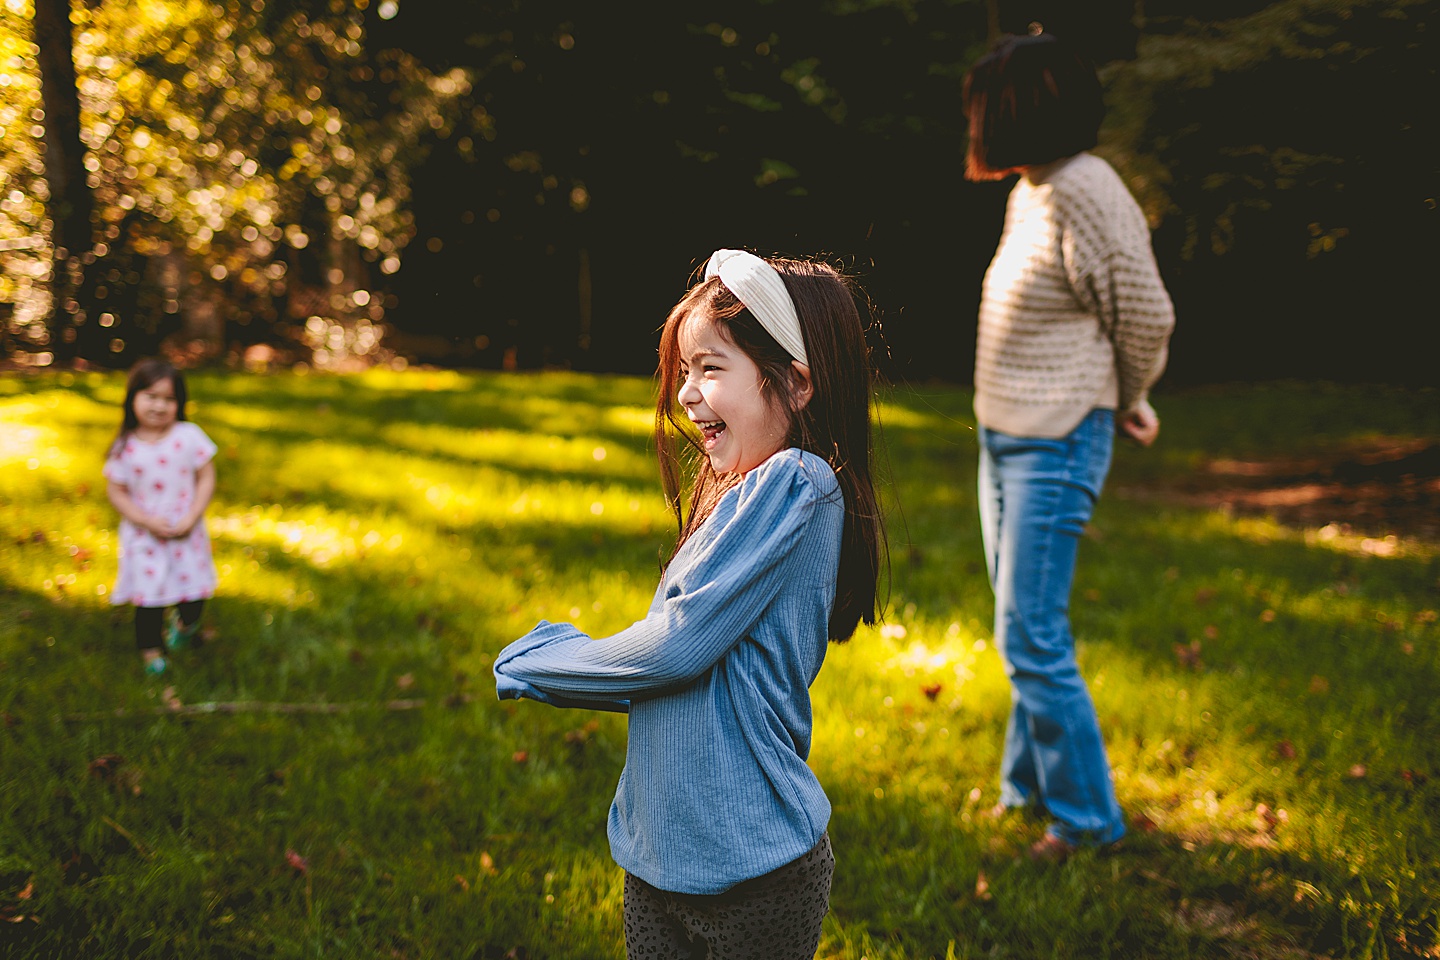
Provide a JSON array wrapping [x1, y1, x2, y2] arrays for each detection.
[[654, 257, 883, 642], [108, 358, 189, 459]]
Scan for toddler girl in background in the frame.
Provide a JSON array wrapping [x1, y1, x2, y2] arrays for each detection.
[[494, 250, 882, 959], [104, 358, 218, 675]]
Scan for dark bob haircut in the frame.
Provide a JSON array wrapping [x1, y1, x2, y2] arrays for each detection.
[[962, 32, 1104, 181], [109, 357, 188, 459]]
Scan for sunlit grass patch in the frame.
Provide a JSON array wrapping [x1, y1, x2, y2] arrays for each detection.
[[0, 372, 1435, 959]]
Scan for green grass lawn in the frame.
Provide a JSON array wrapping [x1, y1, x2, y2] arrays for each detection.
[[1, 370, 1436, 959]]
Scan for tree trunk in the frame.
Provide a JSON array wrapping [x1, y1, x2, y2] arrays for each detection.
[[33, 0, 93, 363]]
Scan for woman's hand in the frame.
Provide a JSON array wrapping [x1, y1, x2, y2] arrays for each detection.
[[1119, 400, 1160, 447]]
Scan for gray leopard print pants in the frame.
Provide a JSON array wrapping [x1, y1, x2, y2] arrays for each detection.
[[623, 834, 834, 960]]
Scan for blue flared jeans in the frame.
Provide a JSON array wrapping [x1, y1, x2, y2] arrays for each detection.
[[978, 408, 1126, 845]]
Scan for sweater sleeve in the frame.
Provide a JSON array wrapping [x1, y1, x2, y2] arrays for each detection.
[[1058, 170, 1177, 414], [1085, 245, 1176, 413], [493, 455, 820, 705]]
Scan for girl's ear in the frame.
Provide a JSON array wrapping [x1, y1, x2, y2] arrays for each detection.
[[789, 360, 814, 411]]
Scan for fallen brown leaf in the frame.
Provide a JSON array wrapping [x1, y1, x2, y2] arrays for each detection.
[[1254, 804, 1289, 834], [88, 754, 126, 779], [1173, 640, 1203, 671], [60, 851, 96, 885]]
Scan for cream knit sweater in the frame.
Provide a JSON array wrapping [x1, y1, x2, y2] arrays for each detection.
[[974, 153, 1176, 439]]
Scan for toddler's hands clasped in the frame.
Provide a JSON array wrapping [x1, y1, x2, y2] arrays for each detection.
[[142, 515, 193, 540]]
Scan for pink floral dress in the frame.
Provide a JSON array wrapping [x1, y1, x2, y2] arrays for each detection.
[[104, 421, 218, 608]]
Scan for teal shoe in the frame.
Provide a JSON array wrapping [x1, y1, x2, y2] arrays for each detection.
[[144, 655, 168, 676], [165, 617, 200, 651]]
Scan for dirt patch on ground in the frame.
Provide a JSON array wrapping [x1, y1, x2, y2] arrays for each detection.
[[1116, 439, 1440, 543]]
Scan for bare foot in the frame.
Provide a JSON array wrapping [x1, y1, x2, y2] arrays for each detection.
[[980, 803, 1014, 820], [1026, 833, 1076, 863]]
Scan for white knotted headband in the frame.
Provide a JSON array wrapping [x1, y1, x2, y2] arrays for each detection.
[[703, 249, 808, 366]]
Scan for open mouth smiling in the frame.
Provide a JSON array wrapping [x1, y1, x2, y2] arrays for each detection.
[[693, 419, 726, 445]]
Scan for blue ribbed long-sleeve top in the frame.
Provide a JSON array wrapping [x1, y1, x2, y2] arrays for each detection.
[[493, 448, 843, 895]]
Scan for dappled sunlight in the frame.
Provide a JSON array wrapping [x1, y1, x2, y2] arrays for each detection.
[[478, 392, 640, 438], [273, 437, 668, 535], [355, 368, 471, 392], [871, 620, 984, 688], [1306, 522, 1427, 561], [2, 373, 1435, 959], [374, 422, 653, 479], [872, 401, 966, 432], [0, 392, 113, 474], [1189, 511, 1435, 561], [811, 616, 1386, 859], [208, 507, 391, 571], [0, 513, 118, 613], [199, 400, 288, 433], [1108, 509, 1437, 649], [811, 617, 997, 810], [212, 548, 321, 612], [601, 405, 655, 435], [0, 416, 59, 468]]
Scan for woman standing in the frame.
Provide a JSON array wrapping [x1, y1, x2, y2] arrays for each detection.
[[963, 31, 1175, 860]]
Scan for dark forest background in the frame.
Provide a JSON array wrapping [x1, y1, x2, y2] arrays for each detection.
[[5, 0, 1437, 384]]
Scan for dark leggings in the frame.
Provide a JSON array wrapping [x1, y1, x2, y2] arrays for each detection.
[[623, 834, 834, 960], [134, 600, 204, 652]]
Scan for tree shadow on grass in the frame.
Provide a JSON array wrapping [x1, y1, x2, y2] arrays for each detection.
[[820, 767, 1434, 959], [1068, 510, 1440, 708]]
